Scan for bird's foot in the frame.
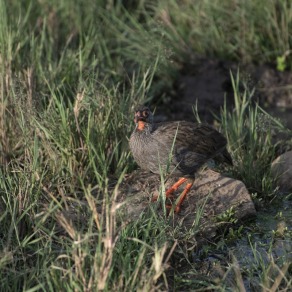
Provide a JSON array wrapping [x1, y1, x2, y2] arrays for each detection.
[[151, 192, 174, 202], [166, 204, 181, 214]]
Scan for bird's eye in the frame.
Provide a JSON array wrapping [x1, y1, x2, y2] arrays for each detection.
[[143, 110, 148, 117]]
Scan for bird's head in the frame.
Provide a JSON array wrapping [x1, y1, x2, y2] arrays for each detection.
[[134, 106, 153, 130]]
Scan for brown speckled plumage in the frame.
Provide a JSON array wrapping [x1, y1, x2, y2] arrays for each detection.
[[129, 105, 232, 212]]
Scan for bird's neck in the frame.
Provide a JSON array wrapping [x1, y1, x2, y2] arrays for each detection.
[[136, 121, 152, 132]]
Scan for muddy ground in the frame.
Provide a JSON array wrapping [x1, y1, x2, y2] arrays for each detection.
[[154, 59, 292, 130]]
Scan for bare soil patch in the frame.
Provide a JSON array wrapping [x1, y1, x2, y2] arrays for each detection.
[[155, 59, 292, 128]]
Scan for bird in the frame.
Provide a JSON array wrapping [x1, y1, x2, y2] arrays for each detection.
[[129, 105, 233, 213]]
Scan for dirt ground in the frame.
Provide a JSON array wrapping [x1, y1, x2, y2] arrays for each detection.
[[154, 59, 292, 129]]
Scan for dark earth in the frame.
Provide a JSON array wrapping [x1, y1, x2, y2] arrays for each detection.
[[154, 58, 292, 129]]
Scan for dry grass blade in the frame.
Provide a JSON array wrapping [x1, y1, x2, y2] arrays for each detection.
[[55, 211, 76, 240]]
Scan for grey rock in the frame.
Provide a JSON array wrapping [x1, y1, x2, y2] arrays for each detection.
[[118, 169, 256, 233], [271, 151, 292, 192]]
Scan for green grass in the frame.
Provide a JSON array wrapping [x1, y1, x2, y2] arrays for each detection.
[[220, 71, 287, 198], [0, 0, 291, 290]]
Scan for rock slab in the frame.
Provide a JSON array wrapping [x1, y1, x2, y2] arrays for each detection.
[[119, 169, 256, 230], [271, 151, 292, 192]]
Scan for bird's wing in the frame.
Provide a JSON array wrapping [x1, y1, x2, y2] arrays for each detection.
[[151, 121, 231, 173], [151, 121, 227, 157]]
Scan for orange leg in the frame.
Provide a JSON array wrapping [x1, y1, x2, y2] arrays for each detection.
[[165, 177, 188, 198], [173, 181, 194, 213], [151, 177, 187, 202], [151, 177, 194, 214]]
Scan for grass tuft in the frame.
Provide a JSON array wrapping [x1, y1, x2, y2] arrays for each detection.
[[220, 71, 287, 197]]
